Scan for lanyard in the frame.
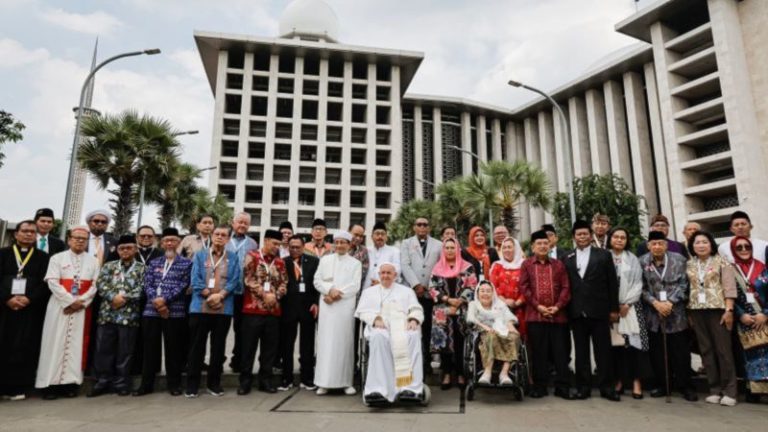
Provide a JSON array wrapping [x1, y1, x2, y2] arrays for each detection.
[[162, 258, 174, 280], [202, 236, 211, 250], [230, 236, 248, 252], [209, 249, 225, 270], [138, 248, 154, 265], [257, 251, 276, 275], [13, 245, 34, 277], [652, 254, 668, 281], [695, 257, 712, 285], [294, 258, 303, 279], [119, 261, 136, 282], [736, 261, 756, 284]]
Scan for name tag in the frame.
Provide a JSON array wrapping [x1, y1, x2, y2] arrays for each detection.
[[264, 282, 271, 292], [208, 278, 216, 289], [659, 291, 668, 302], [299, 282, 306, 293], [156, 287, 162, 297], [747, 293, 756, 304], [697, 292, 706, 304], [11, 278, 26, 296]]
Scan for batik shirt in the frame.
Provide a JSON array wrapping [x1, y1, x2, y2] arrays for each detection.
[[640, 252, 689, 333], [142, 255, 192, 318], [96, 259, 146, 327]]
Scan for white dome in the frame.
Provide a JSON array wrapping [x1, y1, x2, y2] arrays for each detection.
[[278, 0, 340, 42]]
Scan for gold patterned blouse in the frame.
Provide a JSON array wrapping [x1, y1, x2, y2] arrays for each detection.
[[686, 254, 737, 310]]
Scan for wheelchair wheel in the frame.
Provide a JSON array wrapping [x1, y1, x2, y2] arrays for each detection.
[[420, 385, 431, 406], [465, 384, 475, 401], [513, 386, 523, 402]]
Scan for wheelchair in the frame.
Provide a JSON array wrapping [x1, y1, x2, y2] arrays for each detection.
[[358, 326, 431, 407], [463, 324, 529, 402]]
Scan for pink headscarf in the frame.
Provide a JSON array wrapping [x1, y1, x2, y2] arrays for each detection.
[[432, 238, 472, 278]]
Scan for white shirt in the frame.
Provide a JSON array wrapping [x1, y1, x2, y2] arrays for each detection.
[[36, 233, 49, 253], [576, 246, 591, 278], [88, 234, 104, 259], [366, 244, 401, 288], [718, 237, 768, 264]]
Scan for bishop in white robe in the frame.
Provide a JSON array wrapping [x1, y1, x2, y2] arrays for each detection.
[[314, 231, 362, 394], [36, 226, 100, 396], [355, 263, 425, 403]]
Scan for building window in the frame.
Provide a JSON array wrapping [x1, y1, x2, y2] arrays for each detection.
[[245, 208, 262, 226], [350, 170, 366, 186], [302, 100, 318, 120], [325, 168, 341, 184], [278, 78, 294, 94], [227, 49, 244, 69], [299, 145, 317, 162], [352, 104, 366, 123], [252, 76, 269, 92], [298, 211, 314, 228], [249, 121, 266, 138], [375, 213, 390, 223], [271, 209, 289, 226], [324, 189, 341, 207], [278, 55, 295, 73], [221, 140, 238, 157], [327, 102, 342, 121], [219, 184, 236, 202], [251, 96, 268, 116], [225, 94, 242, 114], [274, 144, 292, 160], [325, 212, 340, 229], [272, 188, 290, 205], [328, 56, 344, 77], [248, 142, 265, 159], [299, 166, 316, 183], [352, 61, 367, 79], [303, 79, 319, 96], [223, 119, 239, 136], [245, 186, 262, 204], [301, 124, 318, 141], [350, 191, 366, 208], [350, 213, 366, 226], [327, 126, 342, 142], [376, 63, 391, 81], [375, 171, 390, 187], [298, 188, 315, 206], [328, 82, 343, 98], [376, 150, 391, 166], [375, 192, 390, 209], [351, 128, 367, 144], [376, 85, 390, 101], [376, 106, 390, 125], [304, 54, 320, 75], [219, 162, 237, 179], [273, 165, 291, 182], [253, 50, 270, 71], [376, 129, 390, 145], [352, 84, 367, 99], [276, 98, 293, 118], [275, 123, 292, 139], [326, 147, 342, 163], [246, 164, 263, 180], [351, 148, 367, 165], [226, 73, 243, 89]]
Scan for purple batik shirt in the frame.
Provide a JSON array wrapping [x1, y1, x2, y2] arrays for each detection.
[[142, 255, 192, 318]]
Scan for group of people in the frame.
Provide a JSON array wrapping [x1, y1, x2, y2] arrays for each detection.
[[1, 206, 767, 408]]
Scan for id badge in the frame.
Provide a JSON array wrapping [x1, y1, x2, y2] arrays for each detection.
[[659, 291, 668, 302], [264, 282, 271, 292], [208, 278, 216, 289], [697, 292, 706, 304], [747, 293, 756, 304], [299, 282, 306, 293], [156, 287, 162, 297], [11, 278, 26, 295]]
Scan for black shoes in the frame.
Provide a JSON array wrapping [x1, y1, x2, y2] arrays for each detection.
[[169, 388, 182, 397], [258, 383, 277, 394], [42, 393, 58, 401], [365, 392, 387, 405], [600, 390, 621, 402], [554, 388, 574, 400], [116, 388, 131, 396], [237, 386, 251, 396], [574, 389, 591, 400], [632, 392, 643, 400], [529, 388, 548, 398], [682, 390, 698, 402], [132, 386, 153, 397], [86, 387, 108, 398], [650, 388, 667, 398]]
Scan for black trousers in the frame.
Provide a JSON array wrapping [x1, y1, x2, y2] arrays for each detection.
[[418, 296, 433, 368], [239, 314, 279, 389], [230, 294, 244, 368], [94, 323, 139, 391], [527, 322, 571, 391], [571, 317, 614, 392], [279, 306, 316, 385], [440, 318, 464, 376], [186, 314, 231, 392], [649, 329, 693, 393], [139, 316, 185, 391]]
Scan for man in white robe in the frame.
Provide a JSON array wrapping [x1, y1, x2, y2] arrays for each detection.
[[314, 231, 362, 395], [356, 263, 425, 404], [365, 221, 401, 289], [36, 226, 100, 399]]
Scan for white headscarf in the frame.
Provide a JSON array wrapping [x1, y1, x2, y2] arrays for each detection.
[[494, 237, 524, 270]]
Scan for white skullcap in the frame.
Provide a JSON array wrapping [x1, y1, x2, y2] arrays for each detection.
[[378, 261, 400, 274], [333, 230, 352, 242], [85, 209, 111, 223], [69, 225, 90, 235]]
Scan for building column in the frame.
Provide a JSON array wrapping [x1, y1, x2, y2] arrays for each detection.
[[604, 80, 633, 187], [504, 121, 517, 162], [524, 117, 544, 231], [643, 62, 672, 221], [433, 106, 443, 185], [491, 118, 502, 161], [389, 65, 404, 225], [585, 89, 611, 175], [460, 112, 473, 176], [476, 115, 487, 162], [209, 50, 229, 193], [538, 111, 557, 223], [568, 96, 591, 177], [414, 104, 424, 199], [552, 106, 569, 193]]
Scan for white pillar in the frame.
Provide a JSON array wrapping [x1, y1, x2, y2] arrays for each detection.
[[491, 118, 503, 161], [568, 96, 592, 177], [643, 62, 672, 220], [524, 117, 544, 231], [460, 112, 473, 176], [477, 115, 487, 162], [414, 104, 424, 199], [585, 89, 611, 174], [604, 80, 633, 187], [433, 106, 443, 185]]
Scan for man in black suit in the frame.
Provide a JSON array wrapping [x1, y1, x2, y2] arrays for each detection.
[[564, 220, 620, 401], [277, 235, 320, 391], [542, 224, 569, 261], [33, 208, 66, 256]]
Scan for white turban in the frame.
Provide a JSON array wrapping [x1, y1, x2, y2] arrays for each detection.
[[333, 230, 352, 242], [85, 209, 111, 223]]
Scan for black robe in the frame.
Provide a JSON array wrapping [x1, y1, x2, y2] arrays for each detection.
[[0, 245, 50, 391]]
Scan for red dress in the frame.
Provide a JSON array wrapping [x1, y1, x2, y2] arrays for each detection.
[[489, 262, 526, 338]]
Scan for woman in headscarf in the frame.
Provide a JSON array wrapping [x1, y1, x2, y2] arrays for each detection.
[[731, 236, 768, 403], [429, 238, 478, 390], [686, 230, 738, 406], [607, 227, 649, 399], [489, 237, 526, 339], [466, 280, 520, 385], [465, 226, 499, 282]]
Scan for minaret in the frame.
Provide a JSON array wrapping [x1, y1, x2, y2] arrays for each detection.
[[66, 38, 100, 226]]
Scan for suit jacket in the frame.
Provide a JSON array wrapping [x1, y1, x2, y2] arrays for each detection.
[[552, 246, 570, 262], [282, 253, 320, 319], [400, 235, 442, 289], [86, 232, 119, 263], [37, 234, 66, 256], [564, 246, 619, 319]]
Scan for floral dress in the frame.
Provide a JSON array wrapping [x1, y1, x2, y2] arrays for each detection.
[[429, 264, 478, 353]]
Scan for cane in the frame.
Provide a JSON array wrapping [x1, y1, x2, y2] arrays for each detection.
[[661, 316, 671, 403]]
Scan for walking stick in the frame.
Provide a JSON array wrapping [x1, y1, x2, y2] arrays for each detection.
[[661, 316, 671, 403]]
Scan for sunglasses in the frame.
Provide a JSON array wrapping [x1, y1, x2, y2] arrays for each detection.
[[735, 244, 752, 252], [91, 219, 108, 225], [415, 223, 429, 227]]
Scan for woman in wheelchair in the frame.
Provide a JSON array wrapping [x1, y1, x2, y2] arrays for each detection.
[[466, 281, 520, 385]]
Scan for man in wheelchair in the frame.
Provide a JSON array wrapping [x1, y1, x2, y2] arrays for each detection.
[[355, 262, 426, 405], [466, 281, 521, 386]]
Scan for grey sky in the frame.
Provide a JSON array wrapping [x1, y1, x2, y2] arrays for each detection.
[[0, 0, 654, 225]]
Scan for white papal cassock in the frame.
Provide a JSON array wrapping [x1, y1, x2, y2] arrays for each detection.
[[35, 251, 100, 388], [355, 281, 424, 402], [314, 253, 362, 389]]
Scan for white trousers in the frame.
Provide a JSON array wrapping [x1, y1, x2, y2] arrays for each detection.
[[365, 328, 423, 402]]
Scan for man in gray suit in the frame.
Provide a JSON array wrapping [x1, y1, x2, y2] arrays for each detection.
[[400, 217, 442, 374]]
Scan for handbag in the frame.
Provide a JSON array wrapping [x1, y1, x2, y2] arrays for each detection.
[[610, 323, 625, 347], [738, 325, 768, 350]]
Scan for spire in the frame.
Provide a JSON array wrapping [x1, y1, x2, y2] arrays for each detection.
[[83, 37, 98, 107]]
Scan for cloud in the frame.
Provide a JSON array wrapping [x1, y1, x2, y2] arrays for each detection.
[[40, 8, 124, 35], [0, 38, 49, 68]]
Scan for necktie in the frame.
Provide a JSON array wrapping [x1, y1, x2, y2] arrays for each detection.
[[420, 239, 427, 257], [39, 236, 47, 252], [95, 237, 104, 264]]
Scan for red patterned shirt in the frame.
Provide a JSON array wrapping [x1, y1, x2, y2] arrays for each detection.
[[519, 257, 570, 323], [242, 250, 287, 316]]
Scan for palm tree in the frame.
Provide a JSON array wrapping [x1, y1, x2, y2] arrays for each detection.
[[482, 160, 552, 234], [146, 162, 202, 229], [178, 189, 234, 233], [388, 199, 441, 242], [78, 110, 181, 235]]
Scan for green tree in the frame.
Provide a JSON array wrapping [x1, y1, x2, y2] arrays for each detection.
[[387, 199, 442, 242], [0, 110, 25, 169], [552, 173, 646, 249], [178, 189, 233, 233], [146, 162, 202, 229], [79, 110, 181, 235]]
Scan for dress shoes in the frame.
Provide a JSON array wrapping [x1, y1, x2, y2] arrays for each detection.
[[258, 383, 277, 394], [365, 392, 388, 405], [529, 388, 548, 398], [649, 388, 667, 398], [554, 388, 574, 400], [682, 390, 699, 402], [132, 387, 153, 397], [169, 388, 182, 397], [86, 387, 108, 398], [573, 389, 591, 400], [116, 389, 131, 397], [42, 393, 58, 401], [600, 390, 621, 402], [237, 386, 251, 396]]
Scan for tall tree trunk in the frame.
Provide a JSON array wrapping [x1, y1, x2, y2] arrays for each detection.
[[109, 181, 135, 236], [500, 205, 518, 236], [159, 199, 174, 230]]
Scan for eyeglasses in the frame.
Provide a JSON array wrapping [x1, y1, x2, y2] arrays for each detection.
[[415, 223, 429, 227], [91, 219, 108, 225], [735, 244, 752, 252]]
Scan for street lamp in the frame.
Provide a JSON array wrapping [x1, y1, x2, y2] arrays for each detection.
[[60, 48, 161, 240], [136, 131, 203, 230], [446, 145, 494, 235], [508, 79, 577, 225]]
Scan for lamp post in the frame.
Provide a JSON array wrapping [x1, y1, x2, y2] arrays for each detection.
[[508, 80, 577, 225], [446, 145, 494, 235], [60, 48, 161, 240], [136, 129, 200, 230]]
